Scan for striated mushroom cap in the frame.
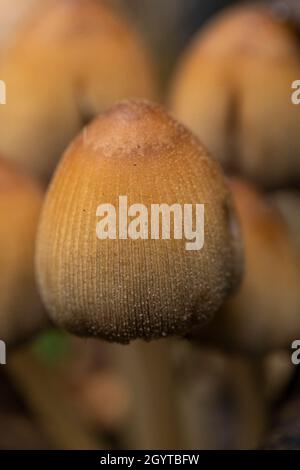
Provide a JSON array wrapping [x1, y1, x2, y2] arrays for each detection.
[[0, 0, 157, 181], [36, 100, 242, 343]]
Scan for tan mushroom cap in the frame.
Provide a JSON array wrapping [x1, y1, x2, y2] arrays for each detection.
[[0, 0, 42, 52], [0, 0, 157, 181], [0, 158, 47, 345], [169, 4, 300, 188], [191, 179, 300, 354], [36, 100, 243, 343]]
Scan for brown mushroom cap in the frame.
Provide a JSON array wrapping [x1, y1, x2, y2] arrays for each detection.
[[0, 0, 157, 181], [169, 4, 300, 188], [36, 100, 242, 343], [191, 179, 300, 354], [0, 158, 47, 345]]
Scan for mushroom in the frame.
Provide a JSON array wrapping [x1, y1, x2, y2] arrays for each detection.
[[169, 4, 300, 188], [0, 158, 48, 345], [36, 99, 242, 343], [0, 0, 41, 52], [0, 0, 157, 181], [190, 179, 300, 354], [35, 99, 244, 449]]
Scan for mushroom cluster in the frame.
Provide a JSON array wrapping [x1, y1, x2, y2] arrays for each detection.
[[1, 0, 300, 452], [168, 1, 300, 449]]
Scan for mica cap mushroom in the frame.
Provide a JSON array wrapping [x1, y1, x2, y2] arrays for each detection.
[[169, 4, 300, 188], [0, 158, 47, 345], [0, 0, 157, 181], [36, 100, 242, 343]]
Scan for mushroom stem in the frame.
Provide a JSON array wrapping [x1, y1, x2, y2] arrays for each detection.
[[174, 342, 267, 449], [7, 347, 104, 450], [229, 355, 267, 449], [112, 339, 182, 449], [264, 366, 300, 449]]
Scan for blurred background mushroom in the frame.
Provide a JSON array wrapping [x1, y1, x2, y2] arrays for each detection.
[[169, 2, 300, 188], [172, 343, 267, 449], [0, 0, 157, 182], [190, 179, 300, 354], [0, 0, 41, 53], [186, 179, 300, 448], [0, 158, 48, 346]]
